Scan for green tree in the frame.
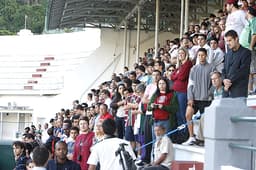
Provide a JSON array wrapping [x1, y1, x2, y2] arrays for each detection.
[[0, 0, 46, 35]]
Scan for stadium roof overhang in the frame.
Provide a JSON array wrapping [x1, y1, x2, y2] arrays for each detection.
[[46, 0, 183, 33]]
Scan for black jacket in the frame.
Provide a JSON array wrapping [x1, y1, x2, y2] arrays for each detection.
[[222, 45, 251, 98]]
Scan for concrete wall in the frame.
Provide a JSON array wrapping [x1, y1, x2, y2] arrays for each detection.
[[204, 98, 256, 170]]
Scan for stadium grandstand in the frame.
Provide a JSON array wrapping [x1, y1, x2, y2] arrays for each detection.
[[0, 0, 256, 170]]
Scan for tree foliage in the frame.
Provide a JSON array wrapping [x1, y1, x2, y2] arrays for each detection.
[[0, 0, 46, 35]]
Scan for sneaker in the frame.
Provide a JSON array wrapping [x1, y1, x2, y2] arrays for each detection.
[[192, 139, 204, 147], [182, 137, 196, 145]]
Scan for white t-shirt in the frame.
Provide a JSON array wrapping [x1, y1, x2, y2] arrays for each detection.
[[153, 135, 174, 167], [87, 138, 136, 170], [225, 9, 247, 36], [143, 84, 157, 115], [104, 98, 112, 110]]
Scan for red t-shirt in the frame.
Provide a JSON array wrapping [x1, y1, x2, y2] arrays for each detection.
[[73, 132, 94, 170], [99, 112, 114, 120], [153, 92, 173, 120]]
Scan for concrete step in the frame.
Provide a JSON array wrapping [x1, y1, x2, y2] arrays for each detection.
[[173, 144, 204, 163]]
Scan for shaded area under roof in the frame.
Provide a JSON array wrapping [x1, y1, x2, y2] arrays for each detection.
[[46, 0, 224, 33]]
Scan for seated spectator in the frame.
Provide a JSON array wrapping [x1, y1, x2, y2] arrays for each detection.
[[47, 141, 81, 170], [193, 71, 223, 146], [143, 125, 174, 170]]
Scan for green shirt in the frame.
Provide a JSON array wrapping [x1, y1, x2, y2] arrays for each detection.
[[240, 17, 256, 49]]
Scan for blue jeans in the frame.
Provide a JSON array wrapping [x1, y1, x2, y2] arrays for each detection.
[[176, 92, 187, 127], [115, 117, 125, 139]]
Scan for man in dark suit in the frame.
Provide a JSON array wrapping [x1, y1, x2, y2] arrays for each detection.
[[222, 30, 251, 97]]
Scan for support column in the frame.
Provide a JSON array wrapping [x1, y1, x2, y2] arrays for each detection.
[[184, 0, 189, 33], [180, 0, 185, 39], [123, 21, 127, 67], [154, 0, 159, 59], [136, 6, 141, 63], [127, 30, 131, 67], [17, 112, 20, 139], [0, 112, 2, 140]]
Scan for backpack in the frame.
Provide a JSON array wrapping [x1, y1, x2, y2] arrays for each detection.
[[115, 143, 137, 170]]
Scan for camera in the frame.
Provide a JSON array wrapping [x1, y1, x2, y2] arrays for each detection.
[[77, 155, 82, 161], [152, 104, 159, 109]]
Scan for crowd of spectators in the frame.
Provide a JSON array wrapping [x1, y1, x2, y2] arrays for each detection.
[[12, 0, 256, 169]]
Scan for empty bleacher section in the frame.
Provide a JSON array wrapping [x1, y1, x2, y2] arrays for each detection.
[[0, 29, 100, 95]]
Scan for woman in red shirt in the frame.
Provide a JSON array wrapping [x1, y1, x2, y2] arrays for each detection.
[[171, 47, 193, 143], [148, 78, 178, 139], [73, 116, 94, 170]]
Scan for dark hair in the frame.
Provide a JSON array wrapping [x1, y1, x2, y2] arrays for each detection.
[[26, 158, 33, 166], [47, 127, 54, 136], [224, 30, 238, 39], [24, 143, 33, 155], [209, 37, 219, 44], [32, 146, 49, 167], [24, 127, 30, 132], [55, 141, 67, 149], [102, 119, 116, 136], [71, 115, 80, 122], [167, 64, 176, 71], [88, 93, 93, 98], [197, 48, 208, 55], [12, 141, 25, 150], [25, 133, 35, 140], [135, 65, 145, 73], [63, 119, 72, 129], [100, 103, 108, 110], [79, 116, 90, 124], [101, 89, 111, 97], [155, 78, 170, 96], [123, 77, 132, 88], [153, 70, 162, 76], [73, 100, 79, 104], [129, 71, 136, 78], [132, 79, 141, 85], [70, 126, 79, 133], [198, 33, 207, 40], [76, 104, 84, 111]]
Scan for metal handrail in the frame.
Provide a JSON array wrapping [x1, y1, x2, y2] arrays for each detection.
[[230, 116, 256, 123], [229, 143, 256, 152]]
